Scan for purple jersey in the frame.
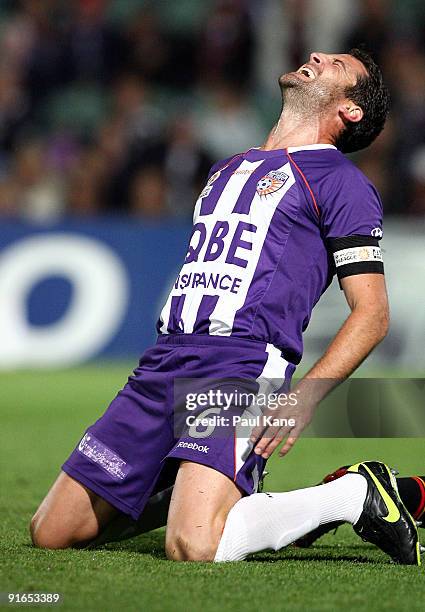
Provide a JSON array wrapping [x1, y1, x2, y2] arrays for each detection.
[[157, 145, 384, 364]]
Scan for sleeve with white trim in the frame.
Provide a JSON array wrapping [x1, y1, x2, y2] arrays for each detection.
[[319, 161, 384, 282]]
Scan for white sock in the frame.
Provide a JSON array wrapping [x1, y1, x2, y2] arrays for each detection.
[[214, 474, 367, 562]]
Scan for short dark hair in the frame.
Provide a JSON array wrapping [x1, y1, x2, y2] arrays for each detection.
[[335, 48, 390, 154]]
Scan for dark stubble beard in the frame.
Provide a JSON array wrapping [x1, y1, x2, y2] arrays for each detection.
[[278, 73, 344, 118]]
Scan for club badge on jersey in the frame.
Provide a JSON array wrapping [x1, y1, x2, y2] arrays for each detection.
[[256, 171, 289, 197]]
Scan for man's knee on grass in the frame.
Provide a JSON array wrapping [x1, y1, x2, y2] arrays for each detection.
[[165, 462, 242, 561], [165, 523, 222, 561], [30, 510, 99, 550], [29, 472, 116, 549]]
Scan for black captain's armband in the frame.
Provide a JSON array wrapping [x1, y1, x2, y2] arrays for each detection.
[[327, 235, 384, 282]]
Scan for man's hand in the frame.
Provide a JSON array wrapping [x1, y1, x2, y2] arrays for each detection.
[[249, 388, 318, 459], [250, 273, 389, 459]]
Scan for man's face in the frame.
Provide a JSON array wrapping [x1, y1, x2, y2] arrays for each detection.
[[279, 52, 368, 113]]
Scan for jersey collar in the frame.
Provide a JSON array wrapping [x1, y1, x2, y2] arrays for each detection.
[[243, 144, 337, 161], [286, 144, 337, 153]]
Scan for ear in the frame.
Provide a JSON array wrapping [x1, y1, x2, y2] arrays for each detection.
[[339, 100, 363, 124]]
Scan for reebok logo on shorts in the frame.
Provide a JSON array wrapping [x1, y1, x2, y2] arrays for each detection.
[[78, 433, 132, 481], [176, 441, 210, 454]]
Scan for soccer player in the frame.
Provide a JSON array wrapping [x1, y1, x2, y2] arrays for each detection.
[[30, 49, 422, 565]]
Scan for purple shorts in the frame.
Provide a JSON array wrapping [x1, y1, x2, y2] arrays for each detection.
[[62, 334, 293, 520]]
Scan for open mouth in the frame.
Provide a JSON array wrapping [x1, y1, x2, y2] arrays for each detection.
[[296, 65, 316, 80]]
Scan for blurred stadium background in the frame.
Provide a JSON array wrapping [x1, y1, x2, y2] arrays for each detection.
[[0, 0, 424, 373]]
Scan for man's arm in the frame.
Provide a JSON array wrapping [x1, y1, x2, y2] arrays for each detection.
[[251, 273, 389, 458], [303, 273, 389, 381]]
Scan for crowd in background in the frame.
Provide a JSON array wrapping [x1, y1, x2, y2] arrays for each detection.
[[0, 0, 424, 222]]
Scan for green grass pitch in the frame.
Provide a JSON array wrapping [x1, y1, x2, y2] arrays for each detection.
[[1, 364, 424, 611]]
